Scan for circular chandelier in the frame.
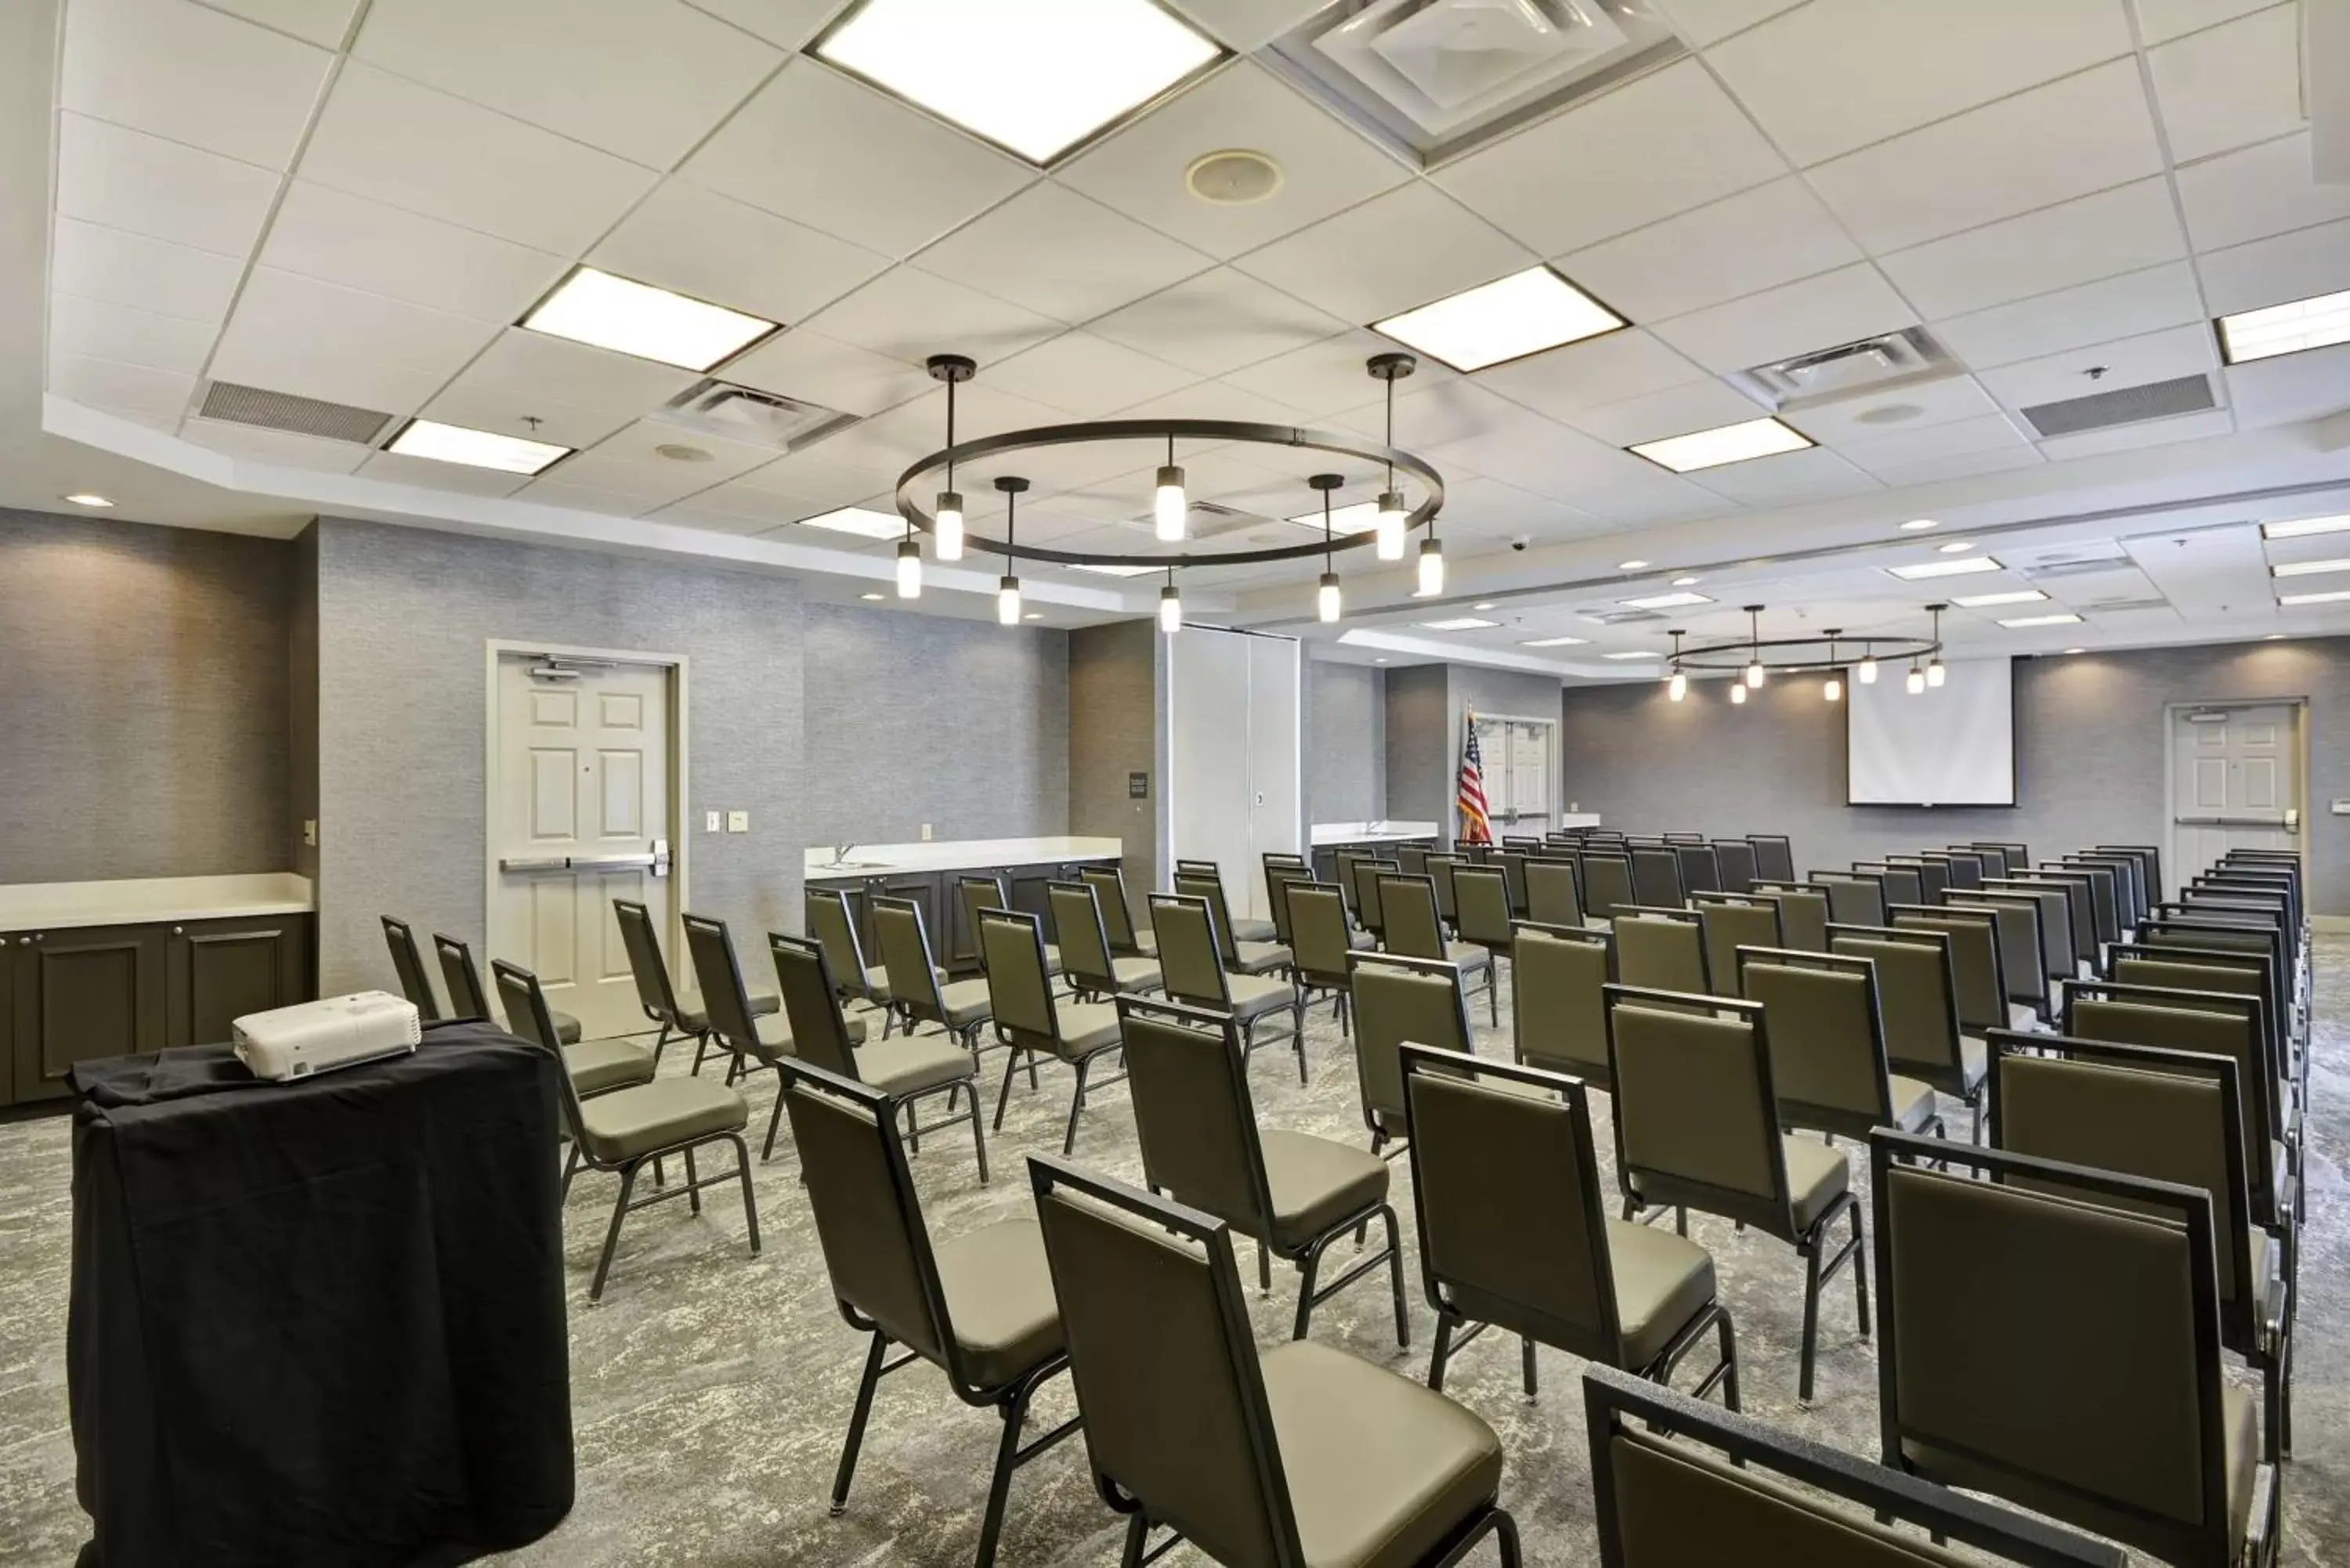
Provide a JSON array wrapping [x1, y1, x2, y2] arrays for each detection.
[[1664, 605, 1950, 705], [886, 352, 1448, 623]]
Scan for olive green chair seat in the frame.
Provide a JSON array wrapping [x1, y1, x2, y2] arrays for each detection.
[[1104, 955, 1163, 992], [1228, 969, 1301, 1025], [930, 1219, 1066, 1391], [577, 1074, 750, 1164], [1606, 1221, 1720, 1370], [564, 1037, 656, 1097], [1781, 1138, 1849, 1232], [674, 987, 779, 1034], [1261, 1129, 1390, 1250], [1888, 1075, 1940, 1133], [1043, 998, 1122, 1055], [1260, 1338, 1506, 1568], [935, 976, 994, 1028], [1441, 940, 1491, 976], [855, 1032, 978, 1099], [749, 1010, 870, 1052], [1235, 939, 1293, 975], [1232, 916, 1279, 945]]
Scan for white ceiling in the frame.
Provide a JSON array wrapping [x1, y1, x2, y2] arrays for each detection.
[[20, 0, 2350, 649]]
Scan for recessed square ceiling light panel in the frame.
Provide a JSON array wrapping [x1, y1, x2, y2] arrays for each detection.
[[1887, 555, 2004, 581], [2271, 557, 2350, 578], [1618, 591, 1712, 609], [522, 267, 778, 371], [1602, 649, 1659, 659], [1520, 634, 1588, 646], [1372, 266, 1625, 373], [2217, 289, 2350, 365], [1285, 500, 1385, 534], [1628, 417, 1813, 474], [386, 419, 571, 475], [815, 0, 1224, 165], [2261, 514, 2350, 540], [2279, 588, 2350, 605], [1069, 562, 1160, 577], [1998, 612, 2083, 628], [795, 505, 908, 539], [1950, 590, 2048, 608], [1419, 616, 1499, 630]]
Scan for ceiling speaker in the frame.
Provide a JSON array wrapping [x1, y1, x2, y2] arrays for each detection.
[[1185, 150, 1283, 204]]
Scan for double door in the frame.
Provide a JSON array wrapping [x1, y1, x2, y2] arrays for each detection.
[[1170, 629, 1301, 922], [2170, 703, 2301, 894]]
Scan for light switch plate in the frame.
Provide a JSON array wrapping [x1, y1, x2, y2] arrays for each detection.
[[921, 822, 933, 840], [2331, 798, 2350, 815], [705, 810, 722, 833], [728, 810, 750, 833], [302, 818, 317, 847]]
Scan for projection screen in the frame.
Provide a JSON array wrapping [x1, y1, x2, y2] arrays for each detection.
[[1846, 656, 2017, 806]]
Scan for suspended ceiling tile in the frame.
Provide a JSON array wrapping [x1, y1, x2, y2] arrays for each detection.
[[49, 294, 219, 378], [1473, 330, 1708, 421], [1162, 0, 1328, 51], [1556, 178, 1864, 323], [50, 219, 247, 325], [1233, 181, 1535, 326], [1682, 446, 1881, 508], [1782, 374, 2000, 444], [211, 266, 503, 416], [357, 449, 534, 496], [1564, 378, 1773, 448], [1649, 263, 1917, 376], [1974, 322, 2219, 410], [428, 328, 700, 443], [1834, 412, 2032, 475], [2147, 2, 2306, 163], [259, 181, 571, 323], [1930, 262, 2209, 370], [1875, 178, 2188, 320], [2198, 215, 2350, 316], [800, 266, 1065, 367], [2225, 344, 2350, 427], [1089, 266, 1348, 379], [591, 179, 891, 329], [1858, 441, 2046, 489], [911, 183, 1213, 324], [1653, 0, 1805, 46], [1221, 327, 1458, 420], [673, 0, 841, 49], [982, 331, 1200, 415], [2133, 0, 2281, 47], [63, 0, 334, 169], [725, 329, 938, 417], [48, 354, 197, 421], [56, 114, 280, 257], [2176, 132, 2350, 251]]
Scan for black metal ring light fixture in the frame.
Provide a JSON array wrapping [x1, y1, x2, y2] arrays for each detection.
[[891, 354, 1447, 569], [1666, 603, 1944, 675]]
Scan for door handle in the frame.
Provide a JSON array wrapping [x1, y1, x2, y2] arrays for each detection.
[[652, 838, 672, 877], [568, 853, 658, 870], [499, 854, 570, 873], [2285, 808, 2300, 835]]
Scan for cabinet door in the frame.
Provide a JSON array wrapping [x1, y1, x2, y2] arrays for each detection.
[[13, 923, 170, 1102], [168, 916, 316, 1047], [860, 875, 942, 963], [1004, 865, 1061, 925], [0, 937, 13, 1107]]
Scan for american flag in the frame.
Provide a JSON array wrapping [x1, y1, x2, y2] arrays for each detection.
[[1457, 714, 1491, 845]]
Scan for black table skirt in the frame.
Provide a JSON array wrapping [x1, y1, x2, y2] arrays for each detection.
[[67, 1022, 574, 1567]]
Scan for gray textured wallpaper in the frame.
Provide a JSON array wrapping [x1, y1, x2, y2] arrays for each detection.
[[801, 603, 1067, 847], [1307, 661, 1385, 826], [1383, 664, 1452, 833], [1557, 638, 2350, 914], [0, 507, 293, 884], [1069, 620, 1160, 893]]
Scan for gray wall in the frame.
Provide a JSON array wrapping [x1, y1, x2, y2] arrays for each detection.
[[289, 523, 319, 882], [1069, 620, 1162, 894], [801, 603, 1068, 847], [1306, 660, 1385, 826], [1383, 663, 1452, 835], [0, 506, 294, 884], [1558, 637, 2350, 913], [313, 517, 808, 993]]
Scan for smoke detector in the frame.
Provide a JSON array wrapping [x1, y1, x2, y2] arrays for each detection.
[[1186, 150, 1283, 204]]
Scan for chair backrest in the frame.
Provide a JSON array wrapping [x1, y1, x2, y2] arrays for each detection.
[[1526, 857, 1585, 927], [613, 898, 683, 1028], [1737, 948, 1896, 1126], [1027, 1157, 1304, 1568], [1350, 951, 1473, 1138], [1950, 894, 2047, 1013], [1079, 864, 1148, 956], [2096, 844, 2166, 908], [1512, 921, 1612, 1080], [1695, 898, 1781, 998], [956, 874, 1010, 972], [979, 908, 1061, 1051], [2028, 871, 2100, 960], [1748, 834, 1795, 883], [1810, 873, 1886, 929], [1048, 880, 1119, 992], [1710, 840, 1757, 894], [381, 916, 442, 1021], [1495, 850, 1532, 917], [1868, 1132, 2235, 1568], [1424, 854, 1464, 922], [2073, 853, 2146, 927], [2065, 982, 2277, 1160], [807, 887, 874, 1002], [1115, 997, 1274, 1241], [2110, 945, 2279, 1078], [1452, 865, 1514, 948], [1613, 909, 1708, 995], [1929, 850, 1983, 890], [1603, 987, 1797, 1237], [1673, 844, 1721, 897], [1629, 846, 1686, 909], [682, 911, 770, 1057], [768, 931, 860, 1078], [2141, 919, 2286, 1028], [1888, 905, 2007, 1033], [2052, 862, 2121, 947], [1970, 845, 2011, 876], [1752, 885, 1829, 952], [1405, 1047, 1622, 1364], [1173, 870, 1248, 968], [1896, 856, 1950, 903], [1984, 880, 2076, 982], [1377, 873, 1448, 960], [1264, 862, 1315, 948], [1285, 882, 1353, 989], [1395, 845, 1430, 877], [871, 896, 947, 1022], [1582, 853, 1636, 921], [1148, 894, 1232, 1010], [1828, 926, 1965, 1081], [433, 932, 492, 1021], [490, 959, 587, 1135], [1351, 856, 1397, 935]]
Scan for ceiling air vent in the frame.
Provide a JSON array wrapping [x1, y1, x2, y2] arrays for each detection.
[[2021, 557, 2133, 580], [2079, 595, 2171, 613], [2019, 374, 2217, 439], [1578, 606, 1667, 626], [656, 381, 856, 453], [198, 381, 392, 443], [1735, 328, 1953, 410]]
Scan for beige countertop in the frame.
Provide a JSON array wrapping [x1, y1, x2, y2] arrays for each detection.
[[0, 873, 316, 930], [804, 836, 1123, 879]]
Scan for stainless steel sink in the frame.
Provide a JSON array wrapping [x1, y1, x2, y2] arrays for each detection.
[[815, 859, 888, 871]]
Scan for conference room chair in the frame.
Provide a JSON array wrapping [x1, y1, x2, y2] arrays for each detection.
[[1025, 1156, 1521, 1568], [1404, 1046, 1739, 1409], [381, 915, 443, 1021], [1117, 995, 1408, 1345], [1661, 831, 1706, 845], [1976, 840, 2030, 870], [1613, 908, 1709, 995], [1748, 833, 1795, 883], [1710, 839, 1758, 894], [1176, 858, 1276, 943], [1628, 846, 1686, 911], [1349, 949, 1477, 1155], [1079, 863, 1156, 959], [2052, 860, 2123, 951], [1867, 1129, 2277, 1568], [1396, 844, 1431, 878], [1954, 893, 2052, 1024], [1581, 1363, 2124, 1568], [1452, 865, 1516, 988], [2096, 843, 2167, 910], [2111, 944, 2296, 1106], [1512, 921, 1614, 1088], [1262, 848, 1309, 909], [1264, 861, 1317, 952], [435, 930, 582, 1044], [1890, 904, 2013, 1035], [1503, 833, 1544, 850], [616, 897, 777, 1073], [1495, 849, 1533, 919], [1986, 1032, 2292, 1462], [769, 930, 986, 1183], [974, 909, 1125, 1157], [955, 873, 1061, 982], [2075, 851, 2148, 932], [1582, 851, 1638, 924], [1048, 880, 1163, 1001], [1970, 845, 2012, 876], [1525, 855, 1585, 928], [1809, 872, 1886, 929], [1693, 895, 1781, 999], [1425, 852, 1466, 930], [1828, 923, 1986, 1142], [494, 959, 755, 1302], [2142, 918, 2295, 1044], [1173, 867, 1291, 977], [1672, 843, 1722, 898], [1855, 862, 1925, 909], [1986, 877, 2081, 983], [779, 1060, 1075, 1568], [1148, 893, 1305, 1080], [1734, 947, 1942, 1143], [1925, 849, 1985, 891], [1897, 855, 1950, 903], [1602, 986, 1866, 1403], [808, 887, 893, 1031], [682, 912, 848, 1159], [1379, 873, 1498, 1024], [873, 895, 996, 1058], [1751, 883, 1830, 952], [1348, 854, 1398, 943], [1286, 881, 1367, 1035]]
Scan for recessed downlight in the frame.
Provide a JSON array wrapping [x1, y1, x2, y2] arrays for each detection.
[[1629, 416, 1813, 473], [63, 492, 114, 508], [1617, 559, 1650, 571], [1603, 650, 1661, 660], [1671, 576, 1700, 587], [1419, 616, 1499, 630], [859, 591, 886, 601], [386, 419, 571, 474], [1372, 266, 1625, 373], [522, 266, 777, 372], [1936, 540, 1976, 554], [1899, 518, 1939, 531]]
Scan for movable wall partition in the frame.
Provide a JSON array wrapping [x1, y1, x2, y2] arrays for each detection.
[[1166, 626, 1303, 923]]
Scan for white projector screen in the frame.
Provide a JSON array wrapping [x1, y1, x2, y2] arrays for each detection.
[[1846, 656, 2017, 806]]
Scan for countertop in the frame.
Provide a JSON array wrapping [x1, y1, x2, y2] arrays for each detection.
[[1311, 822, 1441, 846], [804, 836, 1123, 880], [0, 873, 316, 930]]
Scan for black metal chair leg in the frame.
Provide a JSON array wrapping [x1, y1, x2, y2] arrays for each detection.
[[1521, 1336, 1538, 1400], [1119, 1512, 1151, 1568], [589, 1159, 642, 1302], [1494, 1508, 1524, 1568], [1798, 1239, 1824, 1404], [762, 1084, 788, 1162], [650, 1022, 673, 1070], [1383, 1205, 1410, 1349], [830, 1330, 890, 1516], [729, 1133, 760, 1254], [1849, 1205, 1870, 1338], [1427, 1310, 1456, 1390], [973, 1382, 1032, 1568], [1717, 1309, 1741, 1412], [1488, 970, 1499, 1028], [1292, 1245, 1323, 1341], [992, 1047, 1021, 1132], [560, 1143, 581, 1203], [1061, 1058, 1090, 1155], [967, 1082, 990, 1186], [684, 1143, 700, 1215], [1259, 1239, 1272, 1295]]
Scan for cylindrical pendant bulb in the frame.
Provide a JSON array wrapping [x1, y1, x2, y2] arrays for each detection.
[[1317, 571, 1342, 623], [935, 491, 964, 562], [895, 538, 921, 598], [1824, 675, 1842, 702], [1376, 491, 1407, 560], [1668, 670, 1687, 702], [1417, 535, 1444, 596], [1926, 658, 1947, 688], [1730, 681, 1747, 705], [1906, 665, 1925, 695], [1154, 465, 1186, 541], [1745, 659, 1765, 688], [997, 575, 1021, 626], [1159, 583, 1181, 634], [1858, 656, 1879, 685]]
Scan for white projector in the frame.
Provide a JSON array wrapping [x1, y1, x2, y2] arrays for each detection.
[[233, 992, 422, 1082]]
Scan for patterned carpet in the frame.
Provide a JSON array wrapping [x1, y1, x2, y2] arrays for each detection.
[[2, 942, 2345, 1566]]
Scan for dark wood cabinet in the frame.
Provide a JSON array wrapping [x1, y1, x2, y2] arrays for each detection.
[[168, 915, 313, 1049], [809, 862, 1116, 980]]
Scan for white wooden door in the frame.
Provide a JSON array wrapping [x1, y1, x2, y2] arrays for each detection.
[[491, 657, 673, 1039], [1473, 716, 1555, 834], [1242, 634, 1303, 922], [2170, 703, 2299, 894]]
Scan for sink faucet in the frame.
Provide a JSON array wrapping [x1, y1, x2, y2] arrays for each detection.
[[833, 843, 856, 865]]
